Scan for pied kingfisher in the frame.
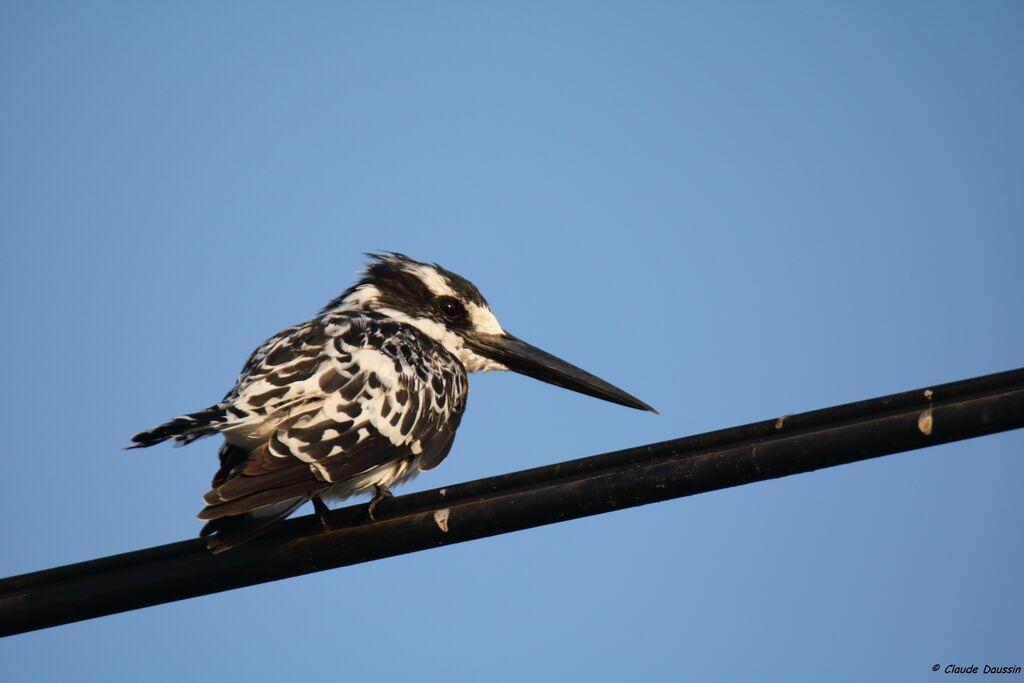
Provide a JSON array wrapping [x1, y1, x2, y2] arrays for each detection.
[[130, 253, 654, 552]]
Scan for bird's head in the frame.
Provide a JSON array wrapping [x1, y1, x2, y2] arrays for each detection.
[[327, 252, 655, 413]]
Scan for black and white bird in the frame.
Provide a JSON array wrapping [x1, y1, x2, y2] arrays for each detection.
[[130, 253, 654, 552]]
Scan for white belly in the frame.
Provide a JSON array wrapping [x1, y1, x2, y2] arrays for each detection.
[[320, 456, 421, 503]]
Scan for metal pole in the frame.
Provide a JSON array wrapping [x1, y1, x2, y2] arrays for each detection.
[[2, 367, 1023, 637]]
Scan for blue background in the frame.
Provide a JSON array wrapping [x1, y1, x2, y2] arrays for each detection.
[[2, 2, 1021, 680]]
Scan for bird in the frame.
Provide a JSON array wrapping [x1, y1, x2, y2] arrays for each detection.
[[130, 252, 655, 552]]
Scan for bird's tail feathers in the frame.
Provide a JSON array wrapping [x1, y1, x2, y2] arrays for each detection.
[[127, 404, 227, 449], [199, 498, 306, 554]]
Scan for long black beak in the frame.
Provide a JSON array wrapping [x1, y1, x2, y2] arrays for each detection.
[[466, 332, 657, 413]]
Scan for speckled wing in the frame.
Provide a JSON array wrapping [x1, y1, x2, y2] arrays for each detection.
[[200, 312, 468, 520]]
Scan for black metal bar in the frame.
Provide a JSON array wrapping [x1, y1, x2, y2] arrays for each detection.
[[2, 367, 1023, 637]]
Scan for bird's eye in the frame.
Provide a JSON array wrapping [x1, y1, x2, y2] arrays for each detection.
[[437, 296, 466, 320]]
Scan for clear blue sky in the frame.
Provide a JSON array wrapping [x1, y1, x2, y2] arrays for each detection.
[[1, 2, 1021, 681]]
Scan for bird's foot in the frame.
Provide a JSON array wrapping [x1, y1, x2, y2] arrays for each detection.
[[312, 495, 332, 530], [367, 485, 393, 522]]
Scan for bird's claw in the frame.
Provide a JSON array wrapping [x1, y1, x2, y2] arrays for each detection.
[[312, 495, 332, 530], [367, 485, 393, 522]]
